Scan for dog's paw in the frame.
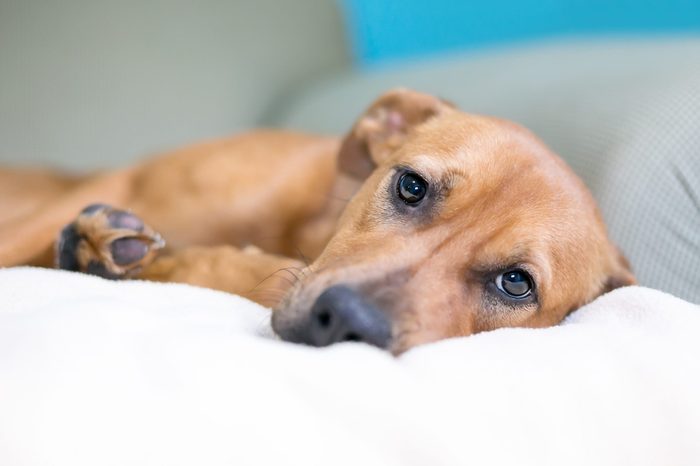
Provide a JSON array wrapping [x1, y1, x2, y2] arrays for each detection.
[[55, 204, 165, 279]]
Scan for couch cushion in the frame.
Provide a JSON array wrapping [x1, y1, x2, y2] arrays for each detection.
[[596, 73, 700, 303]]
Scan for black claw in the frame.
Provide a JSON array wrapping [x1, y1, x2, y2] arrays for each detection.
[[81, 203, 111, 215], [85, 260, 121, 279], [56, 223, 82, 272]]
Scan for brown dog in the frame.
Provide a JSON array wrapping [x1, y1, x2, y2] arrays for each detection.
[[0, 89, 635, 354]]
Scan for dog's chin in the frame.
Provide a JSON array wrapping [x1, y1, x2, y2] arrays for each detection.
[[270, 310, 306, 345]]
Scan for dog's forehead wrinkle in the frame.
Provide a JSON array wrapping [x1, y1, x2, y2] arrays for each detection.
[[405, 153, 459, 175]]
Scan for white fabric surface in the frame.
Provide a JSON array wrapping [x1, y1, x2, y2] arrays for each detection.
[[0, 267, 699, 466]]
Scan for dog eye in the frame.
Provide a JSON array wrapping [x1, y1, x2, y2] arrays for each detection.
[[397, 172, 428, 204], [495, 270, 533, 298]]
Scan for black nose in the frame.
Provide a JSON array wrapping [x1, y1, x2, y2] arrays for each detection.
[[306, 285, 391, 349]]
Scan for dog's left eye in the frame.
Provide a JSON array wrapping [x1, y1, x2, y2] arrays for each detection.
[[397, 172, 428, 204], [495, 270, 533, 298]]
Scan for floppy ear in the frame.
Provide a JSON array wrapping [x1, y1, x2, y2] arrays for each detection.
[[338, 88, 454, 179], [602, 247, 637, 294]]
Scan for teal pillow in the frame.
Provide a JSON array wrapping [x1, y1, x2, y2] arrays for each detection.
[[339, 0, 700, 66]]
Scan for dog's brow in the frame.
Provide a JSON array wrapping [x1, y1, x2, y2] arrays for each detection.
[[408, 154, 467, 186], [409, 154, 448, 174]]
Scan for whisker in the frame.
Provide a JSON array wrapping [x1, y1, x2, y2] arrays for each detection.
[[274, 274, 297, 288], [294, 247, 311, 268], [276, 267, 303, 281], [246, 289, 289, 303], [288, 265, 312, 279], [248, 267, 298, 294]]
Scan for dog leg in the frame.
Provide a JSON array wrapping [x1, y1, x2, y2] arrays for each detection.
[[55, 204, 302, 307], [0, 168, 84, 226], [139, 245, 303, 307], [0, 169, 135, 267]]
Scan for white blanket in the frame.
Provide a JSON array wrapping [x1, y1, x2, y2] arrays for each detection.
[[0, 267, 698, 466]]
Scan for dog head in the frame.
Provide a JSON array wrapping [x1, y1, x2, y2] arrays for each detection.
[[273, 88, 635, 354]]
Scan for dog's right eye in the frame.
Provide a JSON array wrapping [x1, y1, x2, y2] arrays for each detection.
[[397, 172, 428, 204]]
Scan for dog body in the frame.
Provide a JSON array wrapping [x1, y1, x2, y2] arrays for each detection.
[[0, 131, 354, 297], [0, 89, 634, 353], [1, 131, 345, 263]]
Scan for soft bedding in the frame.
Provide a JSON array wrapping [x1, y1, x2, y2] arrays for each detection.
[[0, 267, 699, 466]]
